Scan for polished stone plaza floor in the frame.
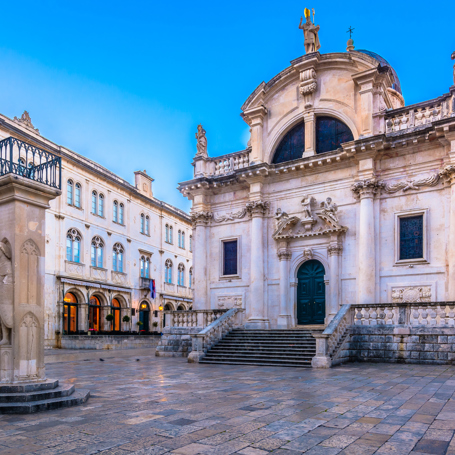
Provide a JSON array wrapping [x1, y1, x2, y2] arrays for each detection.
[[1, 354, 455, 455]]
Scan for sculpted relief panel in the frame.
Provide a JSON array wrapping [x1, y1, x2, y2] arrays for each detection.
[[217, 294, 243, 310], [18, 312, 40, 381], [0, 238, 13, 346], [19, 239, 41, 307], [391, 286, 432, 304]]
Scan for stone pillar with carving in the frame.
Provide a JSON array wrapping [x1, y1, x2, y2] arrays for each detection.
[[303, 111, 315, 158], [242, 106, 267, 165], [191, 211, 212, 310], [440, 165, 455, 300], [351, 179, 382, 305], [327, 241, 342, 322], [245, 200, 270, 329], [277, 242, 292, 329]]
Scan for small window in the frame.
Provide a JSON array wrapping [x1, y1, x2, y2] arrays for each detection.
[[178, 263, 185, 286], [165, 259, 173, 283], [113, 201, 118, 223], [165, 224, 169, 242], [223, 240, 238, 276], [91, 236, 104, 268], [189, 235, 192, 252], [66, 228, 82, 263], [399, 216, 423, 260], [182, 232, 185, 249], [113, 243, 124, 273], [98, 194, 104, 217], [189, 267, 193, 288], [146, 216, 150, 235], [140, 255, 150, 278], [67, 180, 74, 205], [119, 203, 124, 225], [91, 191, 97, 214], [140, 214, 145, 234], [169, 226, 173, 244], [178, 230, 181, 247], [75, 183, 81, 208]]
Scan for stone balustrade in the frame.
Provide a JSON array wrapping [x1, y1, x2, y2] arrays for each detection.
[[211, 150, 251, 177], [163, 309, 227, 329], [188, 308, 245, 363], [385, 95, 453, 134]]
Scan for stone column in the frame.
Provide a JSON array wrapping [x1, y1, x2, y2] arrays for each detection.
[[191, 211, 212, 310], [0, 174, 60, 383], [440, 166, 455, 300], [327, 241, 342, 322], [351, 179, 382, 305], [303, 111, 315, 158], [245, 200, 269, 329], [242, 106, 267, 164], [277, 242, 292, 329]]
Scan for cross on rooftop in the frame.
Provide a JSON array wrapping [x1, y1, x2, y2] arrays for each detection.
[[347, 26, 355, 39]]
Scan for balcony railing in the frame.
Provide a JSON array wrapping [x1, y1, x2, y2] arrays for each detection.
[[0, 137, 62, 189], [140, 277, 151, 289]]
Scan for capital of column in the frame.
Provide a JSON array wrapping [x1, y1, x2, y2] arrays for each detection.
[[439, 165, 455, 185], [351, 179, 384, 199], [191, 211, 212, 228], [328, 242, 343, 256], [246, 200, 270, 218], [277, 248, 292, 261]]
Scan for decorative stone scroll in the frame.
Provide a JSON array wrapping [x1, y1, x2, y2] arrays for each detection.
[[299, 68, 318, 108], [246, 200, 270, 217], [328, 242, 343, 256], [351, 179, 384, 199], [380, 173, 441, 193], [391, 286, 432, 304], [191, 211, 213, 227], [277, 247, 292, 261], [212, 207, 247, 223]]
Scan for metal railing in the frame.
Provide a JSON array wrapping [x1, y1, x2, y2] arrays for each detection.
[[0, 137, 62, 189]]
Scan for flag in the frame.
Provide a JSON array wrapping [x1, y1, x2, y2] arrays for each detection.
[[150, 279, 156, 299]]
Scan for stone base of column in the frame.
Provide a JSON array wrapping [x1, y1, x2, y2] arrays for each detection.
[[311, 355, 332, 369], [0, 346, 13, 383], [277, 315, 292, 329], [245, 318, 270, 330]]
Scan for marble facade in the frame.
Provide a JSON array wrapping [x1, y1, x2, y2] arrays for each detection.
[[180, 47, 455, 330]]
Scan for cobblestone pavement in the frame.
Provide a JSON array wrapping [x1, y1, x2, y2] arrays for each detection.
[[2, 355, 455, 455]]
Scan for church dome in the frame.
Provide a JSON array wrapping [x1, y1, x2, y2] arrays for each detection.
[[355, 49, 402, 95]]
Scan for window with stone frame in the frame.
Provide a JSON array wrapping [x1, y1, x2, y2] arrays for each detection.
[[222, 240, 238, 276], [112, 243, 124, 273], [140, 213, 145, 234], [91, 190, 97, 214], [140, 255, 150, 278], [189, 267, 193, 288], [165, 259, 173, 283], [119, 203, 124, 225], [91, 236, 105, 268], [66, 228, 82, 263], [113, 201, 118, 223], [315, 116, 354, 154], [178, 263, 185, 286], [399, 215, 424, 260]]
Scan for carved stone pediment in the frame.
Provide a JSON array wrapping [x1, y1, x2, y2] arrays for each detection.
[[274, 196, 347, 240]]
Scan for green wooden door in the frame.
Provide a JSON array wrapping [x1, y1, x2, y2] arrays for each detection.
[[297, 260, 326, 325]]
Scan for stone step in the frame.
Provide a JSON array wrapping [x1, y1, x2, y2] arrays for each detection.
[[222, 336, 315, 341], [199, 359, 312, 368], [0, 379, 59, 394], [216, 341, 316, 346], [0, 384, 75, 403], [0, 389, 90, 414], [204, 352, 314, 360]]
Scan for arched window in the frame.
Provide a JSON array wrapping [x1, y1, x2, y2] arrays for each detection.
[[178, 263, 185, 286], [119, 203, 124, 225], [272, 121, 305, 164], [113, 243, 124, 273], [169, 226, 173, 244], [66, 228, 82, 263], [91, 236, 104, 268], [91, 191, 97, 214], [139, 301, 150, 332], [111, 298, 121, 331], [165, 224, 169, 242], [140, 214, 145, 234], [98, 194, 104, 217], [189, 235, 192, 252], [75, 183, 81, 208], [165, 259, 173, 283], [182, 232, 185, 249], [145, 216, 150, 235], [67, 180, 74, 205], [63, 292, 78, 334], [178, 230, 181, 248], [140, 255, 150, 278], [315, 116, 354, 154], [177, 304, 185, 311], [189, 267, 193, 288], [89, 295, 100, 331], [113, 201, 118, 223]]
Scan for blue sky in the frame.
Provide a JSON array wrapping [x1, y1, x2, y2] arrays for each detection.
[[0, 0, 452, 211]]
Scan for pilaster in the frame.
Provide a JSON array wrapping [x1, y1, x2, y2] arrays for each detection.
[[242, 106, 267, 165], [277, 242, 292, 329]]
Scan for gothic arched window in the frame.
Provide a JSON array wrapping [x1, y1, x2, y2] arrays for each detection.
[[91, 236, 104, 268], [113, 201, 118, 223], [119, 203, 124, 225], [112, 242, 124, 272], [66, 228, 82, 263], [169, 226, 173, 244], [165, 259, 173, 283], [165, 224, 169, 242], [145, 216, 150, 235], [178, 263, 185, 286], [98, 194, 104, 217], [140, 214, 145, 234], [91, 190, 97, 214], [67, 180, 74, 205], [75, 183, 81, 208], [315, 116, 354, 154], [272, 121, 305, 164]]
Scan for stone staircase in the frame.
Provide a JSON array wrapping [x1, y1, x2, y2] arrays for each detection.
[[0, 379, 90, 414], [199, 329, 316, 367]]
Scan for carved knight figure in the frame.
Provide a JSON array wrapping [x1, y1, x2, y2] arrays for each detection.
[[320, 197, 338, 222], [195, 124, 208, 157], [0, 238, 13, 346], [299, 9, 321, 54]]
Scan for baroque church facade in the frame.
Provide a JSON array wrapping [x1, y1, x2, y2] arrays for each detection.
[[180, 32, 455, 329]]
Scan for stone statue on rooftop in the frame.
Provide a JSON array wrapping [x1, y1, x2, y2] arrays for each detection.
[[0, 238, 13, 346], [195, 124, 208, 157], [452, 52, 455, 85], [299, 8, 321, 54]]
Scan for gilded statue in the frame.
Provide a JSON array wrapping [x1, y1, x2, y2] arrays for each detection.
[[195, 124, 208, 157], [299, 8, 320, 54], [0, 238, 13, 346]]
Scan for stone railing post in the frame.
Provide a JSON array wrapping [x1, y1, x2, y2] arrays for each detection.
[[327, 241, 342, 323], [311, 333, 331, 368], [277, 242, 292, 329]]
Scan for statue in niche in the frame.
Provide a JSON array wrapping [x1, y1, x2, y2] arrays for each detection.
[[0, 238, 13, 346], [299, 8, 321, 54], [320, 197, 338, 222], [195, 124, 208, 157]]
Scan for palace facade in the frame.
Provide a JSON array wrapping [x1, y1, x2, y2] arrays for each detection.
[[179, 44, 455, 330], [0, 112, 193, 348]]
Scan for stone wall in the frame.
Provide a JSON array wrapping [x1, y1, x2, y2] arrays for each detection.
[[61, 335, 161, 350], [345, 326, 455, 365], [155, 327, 200, 357]]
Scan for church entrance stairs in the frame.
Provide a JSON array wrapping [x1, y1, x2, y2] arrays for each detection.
[[199, 329, 316, 367]]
